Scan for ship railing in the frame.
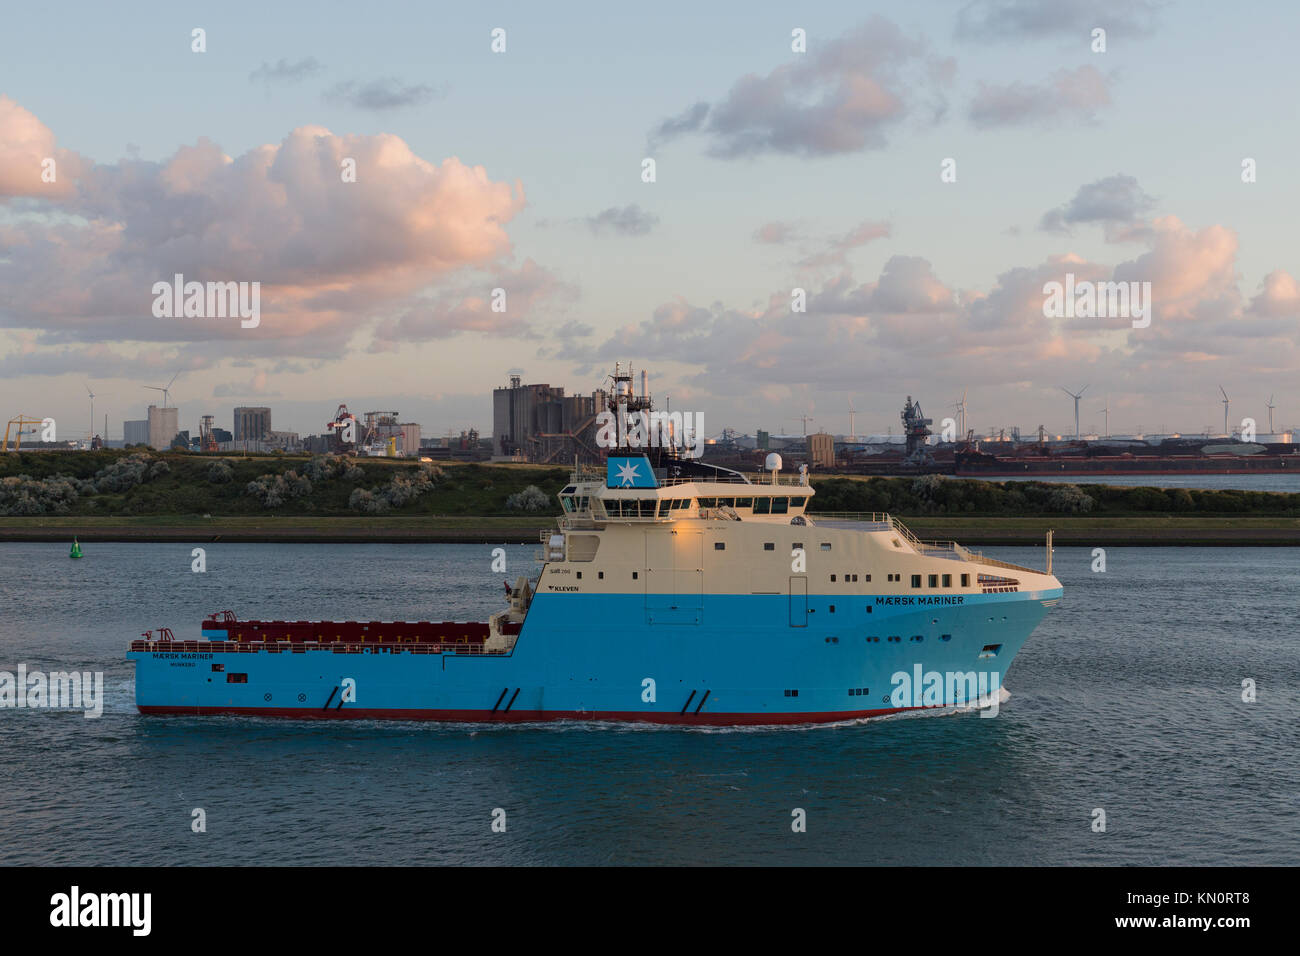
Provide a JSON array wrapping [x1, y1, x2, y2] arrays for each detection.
[[658, 473, 809, 487], [973, 554, 1041, 574], [808, 512, 983, 559], [804, 512, 1046, 575], [556, 516, 601, 531], [128, 639, 509, 656]]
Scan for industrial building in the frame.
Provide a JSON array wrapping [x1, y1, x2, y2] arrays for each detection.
[[123, 419, 149, 446], [492, 372, 614, 463], [148, 405, 178, 451], [233, 406, 272, 443], [808, 432, 835, 469]]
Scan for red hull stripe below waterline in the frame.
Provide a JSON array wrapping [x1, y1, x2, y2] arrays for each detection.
[[136, 704, 922, 725]]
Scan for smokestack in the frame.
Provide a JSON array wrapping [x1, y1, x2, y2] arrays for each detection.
[[641, 370, 648, 399]]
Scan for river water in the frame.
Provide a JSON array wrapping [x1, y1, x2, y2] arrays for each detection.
[[0, 541, 1296, 865]]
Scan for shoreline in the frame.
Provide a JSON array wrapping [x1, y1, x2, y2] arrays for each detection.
[[2, 515, 1299, 546]]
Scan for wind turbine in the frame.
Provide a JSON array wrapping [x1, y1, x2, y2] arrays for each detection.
[[145, 371, 180, 408], [848, 401, 856, 442], [1266, 394, 1276, 435], [952, 390, 968, 439], [1100, 396, 1110, 438], [1059, 384, 1089, 438], [84, 383, 94, 441], [1219, 386, 1229, 436]]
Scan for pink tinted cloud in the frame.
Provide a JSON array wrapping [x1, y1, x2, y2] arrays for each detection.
[[0, 102, 527, 347], [0, 95, 89, 198]]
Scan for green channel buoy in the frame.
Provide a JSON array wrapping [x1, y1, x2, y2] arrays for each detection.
[[70, 538, 83, 559]]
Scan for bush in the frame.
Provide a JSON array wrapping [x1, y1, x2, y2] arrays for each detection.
[[206, 461, 234, 484], [348, 463, 441, 513], [505, 485, 551, 512], [1044, 484, 1094, 513], [244, 470, 312, 508], [92, 453, 156, 493], [0, 474, 82, 515]]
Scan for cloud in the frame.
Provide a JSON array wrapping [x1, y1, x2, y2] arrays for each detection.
[[647, 17, 949, 158], [955, 0, 1161, 40], [1040, 174, 1156, 232], [249, 57, 325, 85], [0, 341, 212, 379], [556, 210, 1297, 417], [1114, 216, 1239, 323], [368, 259, 576, 349], [1248, 270, 1300, 319], [0, 95, 90, 198], [0, 101, 527, 353], [324, 78, 440, 110], [969, 65, 1112, 128], [753, 221, 800, 244], [796, 220, 891, 269], [584, 204, 659, 237]]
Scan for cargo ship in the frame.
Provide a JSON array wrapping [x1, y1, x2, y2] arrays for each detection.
[[955, 438, 1299, 477], [129, 451, 1063, 725]]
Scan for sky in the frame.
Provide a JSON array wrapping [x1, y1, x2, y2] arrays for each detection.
[[2, 0, 1298, 442]]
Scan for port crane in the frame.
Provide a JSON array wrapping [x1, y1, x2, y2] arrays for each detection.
[[3, 416, 48, 452], [326, 404, 358, 452]]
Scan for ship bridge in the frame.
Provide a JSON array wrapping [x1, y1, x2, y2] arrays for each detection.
[[544, 455, 1046, 587]]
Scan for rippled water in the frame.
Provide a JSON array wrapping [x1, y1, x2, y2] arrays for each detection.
[[0, 541, 1296, 865]]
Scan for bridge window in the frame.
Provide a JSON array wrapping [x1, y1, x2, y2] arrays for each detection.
[[734, 498, 753, 508], [752, 498, 771, 514], [771, 497, 789, 514], [790, 497, 807, 509]]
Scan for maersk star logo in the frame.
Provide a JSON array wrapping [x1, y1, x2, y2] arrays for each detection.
[[606, 456, 657, 488]]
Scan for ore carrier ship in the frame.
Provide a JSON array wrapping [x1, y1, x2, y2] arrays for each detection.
[[129, 451, 1063, 725]]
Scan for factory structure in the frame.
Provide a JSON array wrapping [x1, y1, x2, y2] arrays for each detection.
[[492, 368, 651, 464], [7, 366, 1294, 478]]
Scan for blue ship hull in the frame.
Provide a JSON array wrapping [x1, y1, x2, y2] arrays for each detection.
[[130, 588, 1061, 724]]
